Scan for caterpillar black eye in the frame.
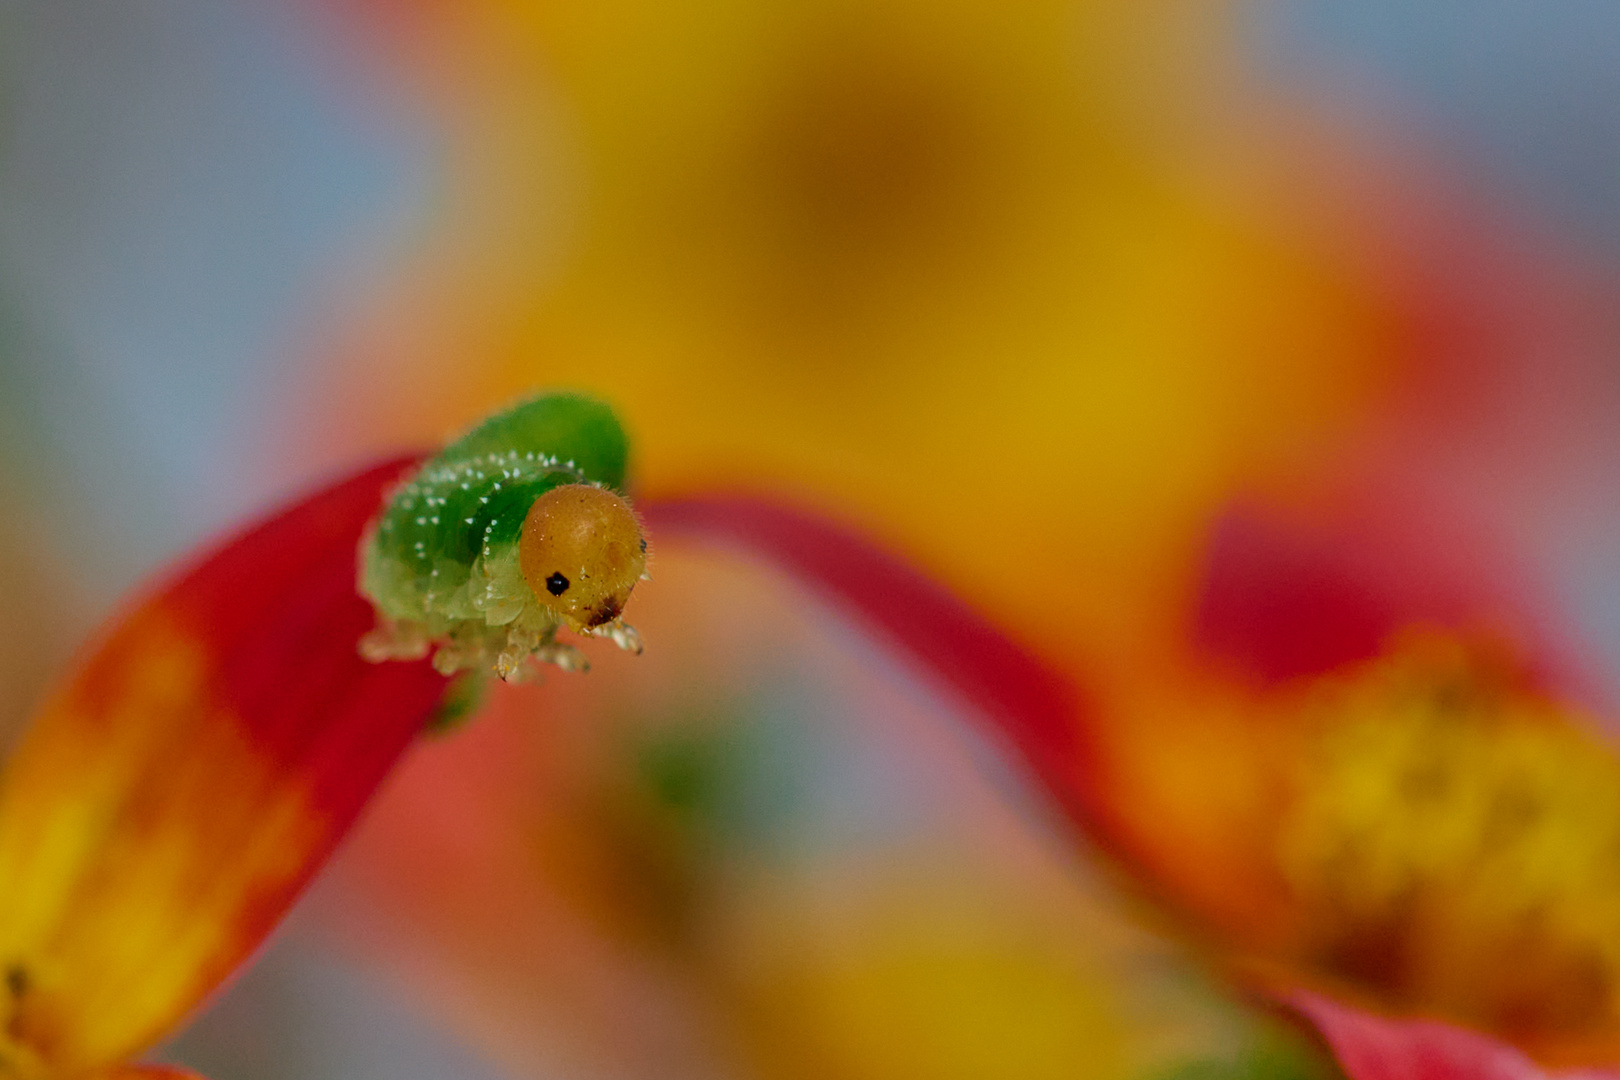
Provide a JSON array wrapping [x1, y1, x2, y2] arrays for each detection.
[[545, 572, 570, 596]]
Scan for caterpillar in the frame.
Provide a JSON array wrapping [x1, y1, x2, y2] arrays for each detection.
[[358, 392, 648, 681]]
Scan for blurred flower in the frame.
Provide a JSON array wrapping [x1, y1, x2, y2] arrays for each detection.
[[651, 491, 1620, 1077], [1081, 490, 1620, 1068], [9, 0, 1620, 1076], [310, 0, 1399, 698], [0, 460, 447, 1079], [282, 1, 1620, 1078], [319, 514, 1329, 1080]]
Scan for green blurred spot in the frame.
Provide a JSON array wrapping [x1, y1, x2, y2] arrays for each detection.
[[636, 720, 743, 822], [425, 671, 489, 736], [1153, 1022, 1343, 1080]]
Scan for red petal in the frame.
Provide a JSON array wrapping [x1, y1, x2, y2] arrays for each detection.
[[0, 457, 448, 1075], [1192, 501, 1504, 684], [641, 496, 1096, 822], [1285, 991, 1620, 1080]]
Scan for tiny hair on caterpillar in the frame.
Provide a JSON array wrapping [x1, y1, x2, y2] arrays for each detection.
[[358, 392, 649, 681]]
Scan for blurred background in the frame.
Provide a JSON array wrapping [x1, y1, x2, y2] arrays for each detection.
[[4, 1, 1620, 1077]]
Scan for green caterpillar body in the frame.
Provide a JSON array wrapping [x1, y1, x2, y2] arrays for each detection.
[[359, 393, 647, 680]]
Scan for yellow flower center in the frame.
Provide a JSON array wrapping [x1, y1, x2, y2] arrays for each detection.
[[1275, 636, 1620, 1050]]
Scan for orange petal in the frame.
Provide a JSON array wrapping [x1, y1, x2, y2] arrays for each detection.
[[0, 458, 448, 1077], [92, 1067, 209, 1080]]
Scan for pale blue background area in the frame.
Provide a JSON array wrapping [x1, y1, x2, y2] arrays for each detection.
[[0, 0, 433, 604], [155, 922, 517, 1080], [0, 1, 472, 1075], [1250, 2, 1620, 256], [1248, 1, 1620, 695]]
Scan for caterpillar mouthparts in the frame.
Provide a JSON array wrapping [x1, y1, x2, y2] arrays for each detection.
[[357, 392, 649, 682]]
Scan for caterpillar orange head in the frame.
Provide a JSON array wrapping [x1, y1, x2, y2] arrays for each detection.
[[518, 484, 648, 633]]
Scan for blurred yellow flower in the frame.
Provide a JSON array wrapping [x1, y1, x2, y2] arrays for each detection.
[[319, 0, 1398, 691], [298, 0, 1620, 1076]]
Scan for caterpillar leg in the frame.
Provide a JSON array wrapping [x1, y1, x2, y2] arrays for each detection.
[[532, 641, 590, 673], [359, 619, 432, 663], [592, 619, 644, 656]]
